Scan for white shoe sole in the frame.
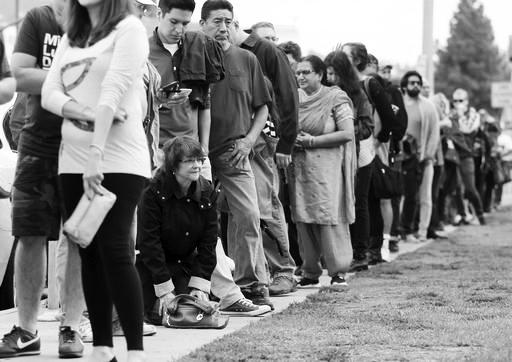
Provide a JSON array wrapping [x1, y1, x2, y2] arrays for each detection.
[[220, 305, 271, 317]]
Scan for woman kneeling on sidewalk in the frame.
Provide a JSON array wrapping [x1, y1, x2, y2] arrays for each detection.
[[137, 137, 269, 324]]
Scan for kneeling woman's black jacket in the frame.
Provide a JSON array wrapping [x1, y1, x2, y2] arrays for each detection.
[[137, 169, 219, 296]]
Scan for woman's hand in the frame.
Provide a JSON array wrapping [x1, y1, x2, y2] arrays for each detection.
[[189, 289, 209, 302], [295, 131, 315, 149], [158, 292, 176, 316], [83, 147, 104, 199]]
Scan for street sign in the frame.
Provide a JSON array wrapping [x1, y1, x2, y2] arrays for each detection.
[[491, 82, 512, 108]]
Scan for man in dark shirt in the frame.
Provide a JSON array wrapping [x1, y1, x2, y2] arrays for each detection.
[[0, 2, 85, 359], [0, 36, 15, 104], [231, 21, 299, 295], [200, 0, 273, 308]]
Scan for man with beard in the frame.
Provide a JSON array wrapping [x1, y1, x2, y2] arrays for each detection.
[[399, 71, 439, 243]]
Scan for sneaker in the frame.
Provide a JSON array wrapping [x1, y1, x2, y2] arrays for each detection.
[[241, 286, 274, 311], [348, 258, 368, 272], [297, 277, 321, 288], [78, 316, 92, 343], [220, 298, 271, 316], [477, 215, 486, 225], [330, 274, 348, 287], [58, 326, 84, 359], [0, 326, 40, 358], [404, 234, 420, 243], [269, 275, 297, 296], [112, 320, 157, 337], [389, 237, 399, 253]]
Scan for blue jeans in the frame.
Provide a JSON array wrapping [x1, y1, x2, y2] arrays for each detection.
[[211, 148, 269, 289], [251, 135, 295, 278]]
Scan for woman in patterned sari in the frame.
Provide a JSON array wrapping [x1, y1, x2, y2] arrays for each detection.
[[290, 55, 356, 288]]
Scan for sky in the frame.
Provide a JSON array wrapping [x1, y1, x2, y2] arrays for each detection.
[[191, 0, 512, 66], [1, 0, 511, 67]]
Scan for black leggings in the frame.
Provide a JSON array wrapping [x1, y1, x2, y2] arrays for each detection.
[[60, 173, 145, 350]]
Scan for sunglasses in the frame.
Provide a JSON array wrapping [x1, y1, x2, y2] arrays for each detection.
[[453, 99, 466, 103], [296, 70, 312, 76]]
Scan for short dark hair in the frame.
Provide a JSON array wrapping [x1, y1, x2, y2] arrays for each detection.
[[278, 41, 302, 62], [368, 53, 379, 69], [162, 136, 206, 173], [200, 0, 233, 21], [400, 70, 423, 89], [159, 0, 195, 15], [67, 0, 133, 48], [324, 50, 361, 99], [343, 42, 369, 72], [301, 55, 327, 85]]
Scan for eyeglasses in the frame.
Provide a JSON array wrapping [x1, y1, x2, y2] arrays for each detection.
[[181, 157, 207, 165], [408, 80, 421, 86], [296, 70, 312, 76], [264, 36, 279, 42], [453, 99, 466, 103]]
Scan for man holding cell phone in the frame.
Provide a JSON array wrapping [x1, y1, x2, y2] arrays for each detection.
[[148, 0, 223, 158]]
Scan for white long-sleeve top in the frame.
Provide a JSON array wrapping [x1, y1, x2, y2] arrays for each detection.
[[42, 15, 151, 178]]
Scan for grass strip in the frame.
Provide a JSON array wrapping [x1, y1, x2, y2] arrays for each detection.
[[181, 206, 512, 361]]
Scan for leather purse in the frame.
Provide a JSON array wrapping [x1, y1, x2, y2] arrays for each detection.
[[162, 294, 229, 329], [63, 187, 117, 248]]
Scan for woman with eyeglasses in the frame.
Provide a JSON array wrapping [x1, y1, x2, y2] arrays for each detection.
[[290, 55, 356, 288], [136, 136, 219, 325]]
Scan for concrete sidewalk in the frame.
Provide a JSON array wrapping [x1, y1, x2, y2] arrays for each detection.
[[0, 240, 431, 362]]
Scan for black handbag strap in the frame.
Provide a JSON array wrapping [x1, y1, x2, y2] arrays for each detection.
[[168, 294, 215, 315]]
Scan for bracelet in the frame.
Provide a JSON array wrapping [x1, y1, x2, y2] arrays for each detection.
[[89, 144, 104, 159]]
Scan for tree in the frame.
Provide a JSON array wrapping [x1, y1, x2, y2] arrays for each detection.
[[435, 0, 508, 111]]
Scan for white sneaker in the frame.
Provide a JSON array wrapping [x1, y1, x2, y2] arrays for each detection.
[[78, 315, 92, 343], [405, 234, 420, 243]]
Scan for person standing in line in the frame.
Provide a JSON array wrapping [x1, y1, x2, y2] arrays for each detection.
[[341, 43, 396, 265], [277, 41, 302, 72], [448, 88, 486, 225], [41, 0, 151, 360], [0, 1, 89, 358], [400, 71, 440, 242], [291, 55, 356, 288], [378, 63, 409, 252], [250, 21, 278, 43], [230, 20, 299, 296], [324, 50, 374, 273], [200, 0, 273, 308]]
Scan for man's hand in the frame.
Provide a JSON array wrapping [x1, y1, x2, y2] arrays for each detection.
[[229, 137, 253, 168], [157, 90, 189, 107], [189, 289, 209, 302], [275, 153, 292, 168]]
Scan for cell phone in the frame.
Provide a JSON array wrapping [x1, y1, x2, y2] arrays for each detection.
[[159, 81, 181, 96]]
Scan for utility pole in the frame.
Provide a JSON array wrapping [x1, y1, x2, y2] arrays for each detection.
[[422, 0, 435, 91], [15, 0, 20, 31]]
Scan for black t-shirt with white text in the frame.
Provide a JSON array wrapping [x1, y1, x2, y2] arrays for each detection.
[[13, 5, 63, 159]]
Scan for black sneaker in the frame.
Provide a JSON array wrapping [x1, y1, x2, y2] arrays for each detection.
[[349, 258, 368, 272], [368, 255, 388, 266], [389, 238, 400, 253], [0, 326, 40, 358], [478, 215, 486, 225], [330, 275, 348, 287], [297, 277, 321, 288], [241, 286, 274, 311], [220, 298, 271, 316], [58, 326, 83, 358]]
